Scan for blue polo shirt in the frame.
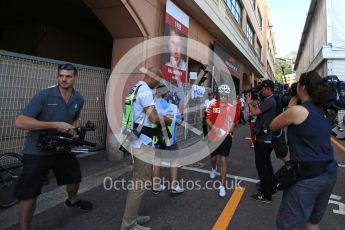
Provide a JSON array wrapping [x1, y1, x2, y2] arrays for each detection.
[[20, 85, 84, 155]]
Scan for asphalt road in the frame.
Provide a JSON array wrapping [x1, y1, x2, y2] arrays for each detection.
[[2, 124, 345, 230]]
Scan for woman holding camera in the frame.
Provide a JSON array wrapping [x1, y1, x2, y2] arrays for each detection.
[[270, 71, 337, 230]]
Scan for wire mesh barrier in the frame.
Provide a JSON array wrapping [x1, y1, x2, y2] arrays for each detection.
[[175, 86, 205, 145], [0, 50, 109, 155]]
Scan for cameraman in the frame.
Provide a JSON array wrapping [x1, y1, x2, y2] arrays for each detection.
[[245, 79, 276, 203], [14, 64, 92, 230]]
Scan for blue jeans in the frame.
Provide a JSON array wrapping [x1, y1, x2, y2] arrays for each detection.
[[276, 171, 337, 230]]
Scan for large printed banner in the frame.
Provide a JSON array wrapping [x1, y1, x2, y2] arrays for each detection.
[[162, 0, 189, 111]]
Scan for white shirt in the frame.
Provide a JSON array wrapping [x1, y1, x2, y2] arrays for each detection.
[[131, 81, 155, 148], [191, 85, 205, 99], [204, 98, 216, 113], [240, 97, 245, 107]]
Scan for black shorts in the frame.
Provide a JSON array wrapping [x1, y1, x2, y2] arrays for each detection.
[[14, 153, 82, 200], [211, 135, 232, 157]]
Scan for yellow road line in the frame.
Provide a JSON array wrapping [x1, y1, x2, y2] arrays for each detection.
[[331, 136, 345, 152], [212, 187, 245, 230]]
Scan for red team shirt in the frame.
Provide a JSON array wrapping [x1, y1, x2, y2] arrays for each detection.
[[206, 100, 235, 141]]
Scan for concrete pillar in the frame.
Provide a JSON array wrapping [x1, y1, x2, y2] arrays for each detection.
[[101, 0, 165, 161]]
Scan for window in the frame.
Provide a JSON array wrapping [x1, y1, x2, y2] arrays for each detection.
[[249, 0, 255, 9], [257, 39, 262, 61], [225, 0, 242, 24], [257, 10, 262, 29], [246, 21, 254, 46]]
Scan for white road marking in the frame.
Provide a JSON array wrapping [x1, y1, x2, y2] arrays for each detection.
[[182, 165, 342, 206], [182, 166, 259, 183]]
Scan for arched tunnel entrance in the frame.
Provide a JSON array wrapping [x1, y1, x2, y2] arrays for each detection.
[[0, 0, 144, 154]]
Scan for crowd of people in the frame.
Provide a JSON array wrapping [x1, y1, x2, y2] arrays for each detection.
[[13, 64, 338, 230]]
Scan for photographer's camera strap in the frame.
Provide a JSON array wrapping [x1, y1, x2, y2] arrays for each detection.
[[133, 123, 172, 142], [272, 129, 283, 138], [125, 83, 172, 147]]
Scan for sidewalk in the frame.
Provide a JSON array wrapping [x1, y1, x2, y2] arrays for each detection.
[[0, 151, 132, 230], [1, 134, 202, 230]]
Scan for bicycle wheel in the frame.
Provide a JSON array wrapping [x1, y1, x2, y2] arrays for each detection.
[[0, 153, 23, 208]]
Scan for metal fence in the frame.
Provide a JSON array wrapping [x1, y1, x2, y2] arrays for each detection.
[[0, 50, 110, 155], [175, 86, 209, 144]]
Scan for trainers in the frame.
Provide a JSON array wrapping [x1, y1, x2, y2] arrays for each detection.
[[170, 185, 185, 194], [152, 184, 166, 195], [136, 216, 151, 225], [258, 188, 277, 197], [210, 167, 217, 179], [64, 199, 93, 211], [251, 192, 271, 203], [128, 223, 151, 230], [219, 186, 226, 197]]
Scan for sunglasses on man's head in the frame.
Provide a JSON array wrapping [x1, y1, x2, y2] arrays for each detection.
[[58, 64, 77, 74]]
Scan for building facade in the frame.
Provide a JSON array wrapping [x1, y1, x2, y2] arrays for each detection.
[[0, 0, 276, 158], [294, 0, 345, 80], [285, 73, 296, 86]]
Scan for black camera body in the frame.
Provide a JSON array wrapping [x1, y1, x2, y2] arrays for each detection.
[[242, 85, 261, 101], [36, 121, 97, 153], [37, 133, 73, 152], [76, 120, 97, 140]]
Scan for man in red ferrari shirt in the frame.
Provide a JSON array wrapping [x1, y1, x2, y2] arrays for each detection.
[[206, 84, 235, 197]]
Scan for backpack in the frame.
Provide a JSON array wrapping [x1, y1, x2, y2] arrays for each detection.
[[119, 84, 143, 155], [121, 84, 142, 132]]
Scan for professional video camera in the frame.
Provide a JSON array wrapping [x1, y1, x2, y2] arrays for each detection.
[[242, 81, 297, 113], [36, 121, 97, 153], [241, 84, 262, 100]]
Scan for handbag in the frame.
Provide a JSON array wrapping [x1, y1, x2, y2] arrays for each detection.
[[273, 160, 332, 191], [273, 160, 299, 191]]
